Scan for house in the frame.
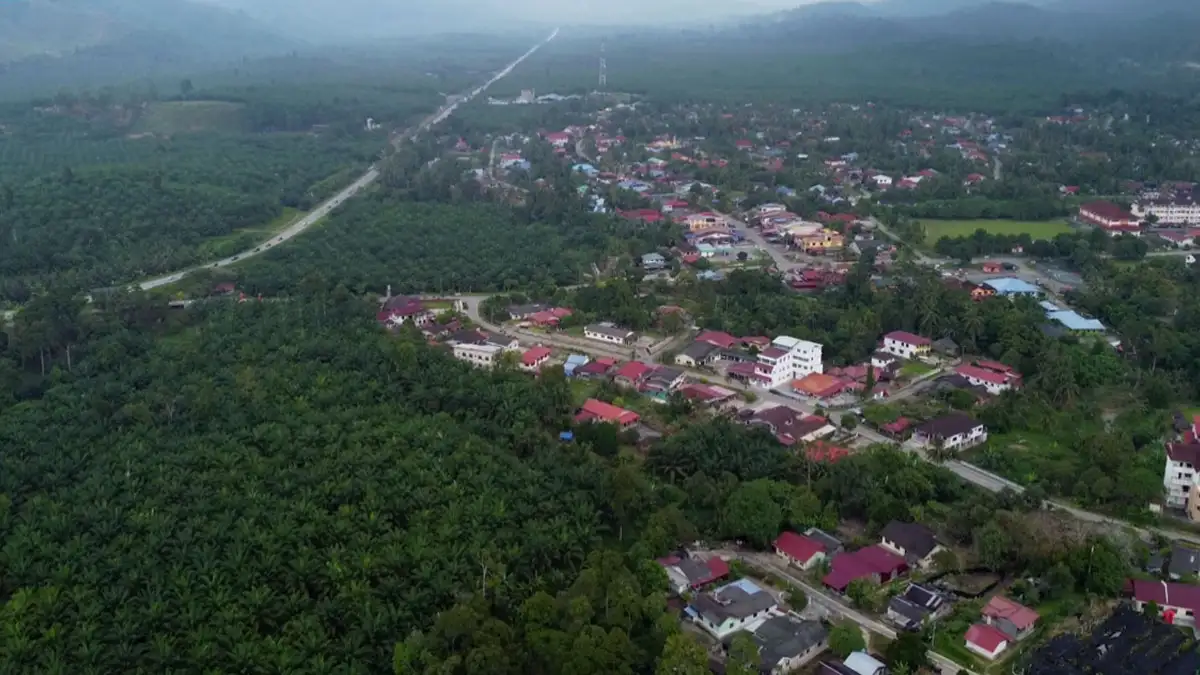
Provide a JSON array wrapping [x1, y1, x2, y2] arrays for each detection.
[[932, 337, 960, 358], [744, 406, 834, 445], [823, 546, 908, 592], [574, 398, 640, 429], [806, 440, 851, 463], [982, 261, 1003, 274], [544, 131, 572, 147], [1168, 544, 1200, 580], [807, 528, 843, 554], [913, 414, 988, 451], [872, 175, 893, 188], [687, 579, 780, 639], [774, 531, 830, 570], [879, 521, 945, 569], [613, 361, 654, 388], [676, 341, 720, 368], [657, 554, 730, 595], [1046, 310, 1106, 333], [870, 352, 900, 372], [508, 303, 550, 320], [584, 322, 635, 345], [453, 342, 504, 368], [378, 296, 436, 328], [1130, 579, 1200, 629], [528, 307, 573, 328], [620, 208, 664, 224], [563, 354, 589, 376], [965, 623, 1011, 660], [982, 595, 1040, 640], [521, 346, 552, 371], [642, 252, 667, 270], [677, 383, 738, 407], [955, 362, 1022, 394], [641, 366, 686, 394], [695, 330, 739, 349], [879, 331, 932, 359], [887, 583, 948, 631], [793, 372, 848, 401], [1079, 201, 1140, 234], [981, 277, 1041, 297], [686, 212, 723, 232], [574, 358, 618, 379], [752, 616, 829, 674]]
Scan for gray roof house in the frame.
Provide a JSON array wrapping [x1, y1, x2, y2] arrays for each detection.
[[751, 616, 829, 673], [1169, 544, 1200, 580], [676, 341, 720, 368], [880, 521, 944, 567], [688, 580, 780, 639], [642, 252, 667, 270], [886, 583, 948, 631], [805, 528, 843, 555]]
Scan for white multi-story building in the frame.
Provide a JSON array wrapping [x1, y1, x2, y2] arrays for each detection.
[[453, 343, 504, 368], [1134, 196, 1200, 225], [879, 331, 931, 359], [1164, 442, 1200, 510], [750, 336, 823, 389]]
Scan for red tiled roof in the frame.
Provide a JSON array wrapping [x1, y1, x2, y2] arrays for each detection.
[[696, 331, 738, 349], [823, 545, 907, 591], [1131, 579, 1200, 614], [522, 346, 552, 366], [1080, 200, 1134, 222], [741, 336, 771, 347], [760, 347, 789, 359], [884, 331, 931, 346], [614, 361, 653, 382], [966, 624, 1009, 652], [882, 417, 911, 434], [576, 398, 639, 426], [793, 373, 846, 398], [956, 364, 1009, 386], [975, 360, 1013, 373], [1167, 442, 1200, 465], [774, 532, 825, 563], [806, 440, 851, 463], [982, 596, 1039, 631]]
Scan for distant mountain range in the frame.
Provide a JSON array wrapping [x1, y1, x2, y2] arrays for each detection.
[[0, 0, 294, 64]]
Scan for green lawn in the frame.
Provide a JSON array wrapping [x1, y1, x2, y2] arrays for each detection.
[[920, 219, 1073, 245], [900, 361, 936, 377], [133, 101, 249, 134]]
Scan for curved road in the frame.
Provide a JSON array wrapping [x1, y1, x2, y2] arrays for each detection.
[[136, 28, 559, 292]]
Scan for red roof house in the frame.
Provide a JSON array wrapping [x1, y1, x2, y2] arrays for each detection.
[[982, 596, 1040, 637], [613, 361, 653, 387], [1079, 200, 1139, 232], [574, 398, 640, 428], [619, 209, 664, 223], [521, 346, 552, 369], [823, 546, 908, 592], [965, 624, 1010, 660], [806, 440, 851, 463], [735, 139, 754, 150], [695, 330, 739, 349], [774, 532, 828, 570]]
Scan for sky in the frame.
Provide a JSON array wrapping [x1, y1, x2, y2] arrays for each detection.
[[200, 0, 843, 37]]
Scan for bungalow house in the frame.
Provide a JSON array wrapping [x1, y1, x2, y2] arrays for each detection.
[[695, 330, 739, 349], [965, 623, 1011, 660], [676, 341, 720, 368], [574, 358, 618, 379], [774, 531, 830, 570], [544, 131, 572, 147], [818, 652, 888, 675], [870, 352, 900, 373], [657, 554, 730, 595], [913, 414, 988, 451], [879, 331, 931, 359], [520, 346, 552, 371], [687, 579, 780, 639], [752, 616, 829, 674], [982, 595, 1040, 641], [508, 303, 550, 320], [1130, 579, 1200, 629], [584, 322, 635, 345], [677, 383, 738, 408], [453, 342, 505, 368], [563, 354, 589, 376], [887, 583, 948, 631], [640, 366, 686, 394], [955, 361, 1022, 394], [528, 307, 573, 328], [744, 406, 835, 445], [378, 296, 436, 328], [613, 361, 653, 388], [574, 398, 640, 429], [793, 372, 849, 402], [823, 546, 908, 592], [641, 252, 667, 271], [879, 521, 945, 569]]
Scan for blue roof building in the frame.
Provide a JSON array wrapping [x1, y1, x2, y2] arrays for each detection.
[[1047, 310, 1106, 332], [564, 354, 590, 376], [983, 277, 1040, 296], [572, 163, 598, 176]]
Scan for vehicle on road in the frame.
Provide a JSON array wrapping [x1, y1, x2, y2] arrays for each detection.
[[230, 256, 239, 262], [1002, 262, 1018, 271]]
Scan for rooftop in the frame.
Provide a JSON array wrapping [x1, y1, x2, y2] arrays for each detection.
[[983, 277, 1040, 295], [916, 413, 983, 440], [884, 330, 931, 346], [881, 521, 940, 560], [982, 595, 1040, 631]]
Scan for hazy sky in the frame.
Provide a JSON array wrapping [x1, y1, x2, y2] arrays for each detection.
[[201, 0, 844, 35]]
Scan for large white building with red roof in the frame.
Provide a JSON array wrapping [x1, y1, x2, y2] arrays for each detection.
[[1079, 200, 1140, 234], [744, 335, 823, 389], [879, 331, 931, 359], [955, 361, 1022, 395]]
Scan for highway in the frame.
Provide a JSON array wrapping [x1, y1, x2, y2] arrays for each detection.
[[134, 28, 559, 292]]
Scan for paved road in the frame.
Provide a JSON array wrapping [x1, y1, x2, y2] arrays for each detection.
[[132, 29, 559, 292], [717, 211, 796, 271]]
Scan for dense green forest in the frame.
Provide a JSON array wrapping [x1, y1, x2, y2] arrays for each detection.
[[0, 292, 1136, 672]]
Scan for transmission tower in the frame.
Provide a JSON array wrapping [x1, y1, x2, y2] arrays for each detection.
[[598, 41, 607, 89]]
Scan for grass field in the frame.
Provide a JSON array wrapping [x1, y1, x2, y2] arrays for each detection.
[[900, 361, 936, 377], [920, 219, 1073, 244], [133, 101, 248, 134]]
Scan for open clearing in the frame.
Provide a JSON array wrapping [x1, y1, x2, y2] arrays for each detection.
[[921, 219, 1073, 244], [133, 101, 247, 134]]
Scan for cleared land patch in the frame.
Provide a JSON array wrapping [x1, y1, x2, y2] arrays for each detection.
[[134, 101, 248, 134], [920, 219, 1073, 244]]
